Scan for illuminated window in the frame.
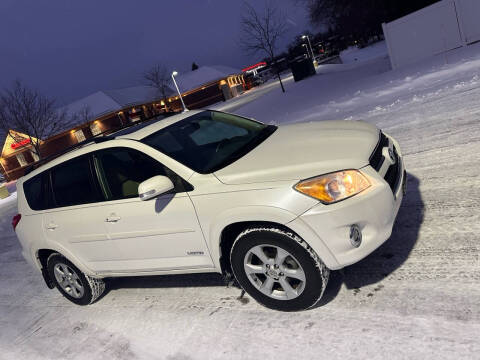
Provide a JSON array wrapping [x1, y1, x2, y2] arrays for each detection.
[[16, 153, 27, 167], [30, 151, 39, 162], [129, 108, 142, 122], [90, 122, 102, 136], [74, 130, 86, 143]]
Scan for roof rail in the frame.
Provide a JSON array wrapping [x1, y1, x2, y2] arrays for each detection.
[[22, 112, 175, 177], [24, 136, 112, 176]]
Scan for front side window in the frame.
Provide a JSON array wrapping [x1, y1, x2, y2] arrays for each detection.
[[93, 147, 188, 201], [141, 110, 276, 173], [51, 156, 102, 208]]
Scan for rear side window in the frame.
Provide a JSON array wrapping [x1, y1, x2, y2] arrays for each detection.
[[23, 174, 48, 211], [51, 156, 102, 208]]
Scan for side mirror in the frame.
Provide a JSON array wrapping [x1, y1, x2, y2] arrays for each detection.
[[138, 176, 174, 201]]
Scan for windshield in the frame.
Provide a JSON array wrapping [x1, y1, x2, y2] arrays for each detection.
[[141, 110, 276, 173]]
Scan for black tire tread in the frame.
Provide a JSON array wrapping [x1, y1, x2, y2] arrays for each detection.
[[47, 253, 105, 305], [230, 227, 329, 311]]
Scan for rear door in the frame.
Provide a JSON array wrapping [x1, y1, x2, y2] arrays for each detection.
[[42, 155, 110, 268]]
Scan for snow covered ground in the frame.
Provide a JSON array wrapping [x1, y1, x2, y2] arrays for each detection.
[[1, 42, 480, 359], [340, 41, 388, 64]]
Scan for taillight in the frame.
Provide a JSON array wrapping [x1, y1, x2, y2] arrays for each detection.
[[12, 214, 21, 231]]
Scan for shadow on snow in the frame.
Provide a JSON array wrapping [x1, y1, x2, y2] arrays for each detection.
[[317, 173, 424, 306]]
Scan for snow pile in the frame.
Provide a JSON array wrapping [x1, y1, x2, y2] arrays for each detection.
[[340, 41, 388, 64], [0, 181, 17, 209], [0, 191, 16, 208], [4, 181, 17, 194], [224, 41, 480, 127]]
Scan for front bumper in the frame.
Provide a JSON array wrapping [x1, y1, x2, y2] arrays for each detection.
[[288, 155, 406, 270]]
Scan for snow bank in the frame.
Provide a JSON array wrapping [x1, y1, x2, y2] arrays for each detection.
[[4, 181, 16, 194], [0, 191, 17, 209], [225, 41, 480, 127], [340, 41, 388, 64]]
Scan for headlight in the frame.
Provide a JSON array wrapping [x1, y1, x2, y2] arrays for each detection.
[[294, 170, 371, 204]]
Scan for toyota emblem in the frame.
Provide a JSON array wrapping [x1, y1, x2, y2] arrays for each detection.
[[388, 148, 396, 164]]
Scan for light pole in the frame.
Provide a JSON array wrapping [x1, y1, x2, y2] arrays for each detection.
[[171, 71, 188, 112], [302, 35, 315, 60], [301, 44, 309, 57]]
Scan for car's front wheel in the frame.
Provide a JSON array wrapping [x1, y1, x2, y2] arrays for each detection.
[[230, 227, 329, 311], [47, 253, 105, 305]]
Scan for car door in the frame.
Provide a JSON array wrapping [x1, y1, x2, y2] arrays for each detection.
[[87, 146, 213, 274], [43, 155, 111, 269]]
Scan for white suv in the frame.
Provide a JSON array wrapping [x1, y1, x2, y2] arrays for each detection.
[[13, 110, 405, 311]]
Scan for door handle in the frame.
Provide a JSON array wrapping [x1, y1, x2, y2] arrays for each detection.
[[46, 223, 58, 230], [105, 215, 121, 223]]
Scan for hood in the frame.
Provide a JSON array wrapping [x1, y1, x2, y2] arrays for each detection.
[[214, 120, 379, 185]]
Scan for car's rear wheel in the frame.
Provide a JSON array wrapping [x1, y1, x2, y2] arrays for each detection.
[[47, 253, 105, 305], [230, 227, 329, 311]]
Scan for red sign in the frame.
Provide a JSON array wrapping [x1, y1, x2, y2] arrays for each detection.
[[242, 62, 267, 72], [11, 138, 31, 150]]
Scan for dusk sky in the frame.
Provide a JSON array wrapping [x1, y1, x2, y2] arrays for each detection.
[[0, 0, 313, 106]]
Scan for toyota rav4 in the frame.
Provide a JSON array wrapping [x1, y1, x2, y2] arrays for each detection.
[[13, 110, 405, 311]]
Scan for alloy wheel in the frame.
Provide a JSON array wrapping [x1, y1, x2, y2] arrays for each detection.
[[243, 244, 306, 300], [53, 263, 85, 299]]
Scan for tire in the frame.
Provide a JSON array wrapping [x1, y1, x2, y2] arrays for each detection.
[[47, 253, 105, 305], [230, 227, 329, 311]]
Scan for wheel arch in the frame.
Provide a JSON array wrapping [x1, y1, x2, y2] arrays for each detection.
[[214, 209, 340, 275], [34, 244, 96, 278], [219, 221, 301, 277], [208, 206, 298, 272]]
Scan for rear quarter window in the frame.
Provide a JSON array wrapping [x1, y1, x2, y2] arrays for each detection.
[[23, 175, 45, 211]]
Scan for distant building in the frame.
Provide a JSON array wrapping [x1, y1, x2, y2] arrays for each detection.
[[173, 65, 245, 105], [0, 131, 43, 180], [0, 65, 245, 181]]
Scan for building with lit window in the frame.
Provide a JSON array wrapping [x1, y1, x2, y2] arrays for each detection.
[[0, 65, 245, 181]]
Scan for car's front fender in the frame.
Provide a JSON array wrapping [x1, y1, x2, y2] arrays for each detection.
[[207, 205, 300, 270]]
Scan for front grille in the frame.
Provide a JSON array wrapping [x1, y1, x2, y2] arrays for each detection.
[[369, 132, 388, 171], [384, 145, 401, 193], [369, 132, 403, 196]]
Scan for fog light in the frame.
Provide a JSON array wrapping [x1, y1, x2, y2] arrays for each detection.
[[349, 225, 362, 248]]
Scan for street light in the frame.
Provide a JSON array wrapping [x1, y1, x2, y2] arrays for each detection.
[[171, 71, 188, 112], [302, 35, 315, 60], [301, 44, 309, 57]]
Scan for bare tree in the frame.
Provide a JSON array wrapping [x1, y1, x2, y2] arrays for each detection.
[[0, 80, 65, 159], [67, 104, 94, 137], [143, 64, 172, 111], [76, 105, 93, 124], [240, 1, 288, 92], [297, 0, 439, 44]]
